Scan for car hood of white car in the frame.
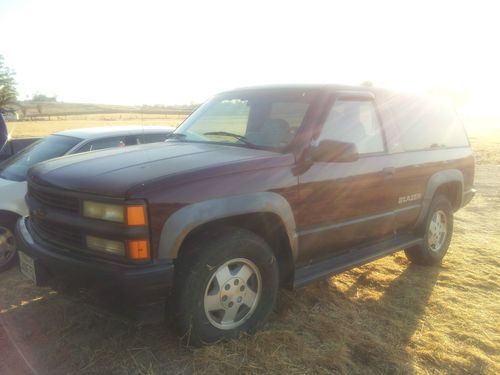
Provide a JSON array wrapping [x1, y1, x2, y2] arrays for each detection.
[[0, 177, 18, 188]]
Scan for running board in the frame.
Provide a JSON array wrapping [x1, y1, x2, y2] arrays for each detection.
[[293, 234, 423, 288]]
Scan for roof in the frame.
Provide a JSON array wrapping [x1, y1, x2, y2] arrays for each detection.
[[218, 85, 419, 108], [55, 125, 176, 140], [218, 83, 394, 97]]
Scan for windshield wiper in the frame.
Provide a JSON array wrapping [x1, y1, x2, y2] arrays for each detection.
[[203, 131, 257, 147]]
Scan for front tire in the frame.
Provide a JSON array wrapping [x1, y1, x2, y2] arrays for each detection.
[[174, 227, 279, 345], [0, 215, 18, 272], [405, 194, 453, 266]]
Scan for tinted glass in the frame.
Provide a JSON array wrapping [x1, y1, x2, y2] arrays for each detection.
[[0, 135, 81, 181], [172, 90, 316, 149], [319, 99, 385, 154], [76, 135, 138, 153], [394, 98, 469, 151], [141, 133, 171, 143]]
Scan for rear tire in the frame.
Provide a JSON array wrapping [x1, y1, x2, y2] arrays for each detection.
[[174, 227, 279, 346], [405, 194, 453, 266], [0, 214, 18, 272]]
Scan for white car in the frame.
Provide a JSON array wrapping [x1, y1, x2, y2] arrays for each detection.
[[0, 125, 174, 270]]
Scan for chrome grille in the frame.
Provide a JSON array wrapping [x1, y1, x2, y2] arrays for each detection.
[[28, 185, 79, 213], [31, 217, 84, 249]]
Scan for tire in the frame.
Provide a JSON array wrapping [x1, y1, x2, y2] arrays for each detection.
[[0, 214, 18, 272], [174, 227, 279, 346], [405, 194, 453, 266]]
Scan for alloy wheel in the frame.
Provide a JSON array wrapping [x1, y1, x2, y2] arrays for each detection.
[[204, 258, 262, 330]]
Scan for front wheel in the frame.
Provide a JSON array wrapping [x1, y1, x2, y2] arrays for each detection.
[[405, 194, 454, 266], [174, 228, 279, 345], [0, 215, 18, 272]]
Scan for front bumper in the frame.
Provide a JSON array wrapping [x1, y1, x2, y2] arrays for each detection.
[[16, 217, 175, 323]]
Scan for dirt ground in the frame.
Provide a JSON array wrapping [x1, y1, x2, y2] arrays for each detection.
[[0, 120, 499, 374]]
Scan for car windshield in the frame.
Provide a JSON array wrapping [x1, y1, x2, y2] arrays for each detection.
[[0, 134, 81, 181], [169, 89, 317, 150]]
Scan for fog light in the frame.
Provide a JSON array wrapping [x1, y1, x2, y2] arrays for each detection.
[[86, 235, 125, 256]]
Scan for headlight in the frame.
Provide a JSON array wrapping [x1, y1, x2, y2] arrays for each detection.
[[82, 201, 148, 225], [83, 201, 125, 223], [86, 235, 125, 256]]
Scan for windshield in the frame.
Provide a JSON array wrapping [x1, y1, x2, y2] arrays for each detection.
[[0, 135, 81, 181], [170, 90, 316, 149]]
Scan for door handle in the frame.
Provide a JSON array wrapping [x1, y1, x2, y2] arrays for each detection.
[[382, 167, 396, 176]]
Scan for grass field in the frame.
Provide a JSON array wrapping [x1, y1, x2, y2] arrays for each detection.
[[7, 113, 188, 138], [1, 116, 499, 374]]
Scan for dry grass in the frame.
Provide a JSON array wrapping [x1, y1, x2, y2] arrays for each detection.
[[7, 113, 187, 138], [462, 118, 500, 165], [0, 117, 499, 374]]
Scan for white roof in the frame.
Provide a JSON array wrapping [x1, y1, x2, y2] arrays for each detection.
[[56, 125, 175, 140]]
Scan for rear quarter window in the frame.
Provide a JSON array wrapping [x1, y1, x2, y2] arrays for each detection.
[[393, 98, 469, 151]]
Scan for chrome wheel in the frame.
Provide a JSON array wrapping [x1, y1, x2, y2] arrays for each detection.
[[204, 258, 262, 330], [0, 225, 16, 267], [427, 210, 447, 252]]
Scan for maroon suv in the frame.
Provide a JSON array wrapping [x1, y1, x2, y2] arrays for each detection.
[[16, 85, 475, 344]]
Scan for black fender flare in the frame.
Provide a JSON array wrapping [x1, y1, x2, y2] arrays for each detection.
[[415, 169, 464, 228], [157, 192, 298, 260]]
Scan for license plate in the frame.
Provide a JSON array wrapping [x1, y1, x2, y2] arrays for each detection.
[[19, 251, 37, 284]]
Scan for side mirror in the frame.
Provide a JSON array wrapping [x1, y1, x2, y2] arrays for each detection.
[[0, 113, 7, 150], [309, 140, 359, 163]]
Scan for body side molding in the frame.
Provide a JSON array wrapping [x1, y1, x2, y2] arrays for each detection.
[[158, 192, 298, 260]]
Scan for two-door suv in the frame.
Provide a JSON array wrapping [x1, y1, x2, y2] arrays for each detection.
[[16, 85, 475, 344]]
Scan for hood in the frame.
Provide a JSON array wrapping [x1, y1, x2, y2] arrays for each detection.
[[29, 142, 290, 197]]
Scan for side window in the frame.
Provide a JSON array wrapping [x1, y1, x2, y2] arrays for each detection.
[[396, 98, 469, 151], [319, 99, 385, 154], [76, 136, 135, 153]]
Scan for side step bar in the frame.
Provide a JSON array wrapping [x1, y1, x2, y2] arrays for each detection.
[[293, 234, 423, 288]]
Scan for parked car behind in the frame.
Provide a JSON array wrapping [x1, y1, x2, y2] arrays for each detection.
[[0, 138, 41, 162], [0, 125, 174, 270], [0, 113, 39, 163]]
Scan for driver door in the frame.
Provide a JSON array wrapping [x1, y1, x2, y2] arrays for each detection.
[[296, 94, 394, 264]]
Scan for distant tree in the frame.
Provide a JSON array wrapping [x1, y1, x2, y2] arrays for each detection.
[[36, 103, 43, 115], [32, 93, 57, 102], [19, 104, 28, 118], [0, 55, 17, 110]]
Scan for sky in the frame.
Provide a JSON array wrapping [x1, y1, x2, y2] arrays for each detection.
[[0, 0, 499, 114]]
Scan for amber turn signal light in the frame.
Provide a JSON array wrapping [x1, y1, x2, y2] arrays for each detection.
[[126, 205, 147, 226], [128, 239, 150, 260]]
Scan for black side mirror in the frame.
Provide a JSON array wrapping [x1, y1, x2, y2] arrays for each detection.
[[309, 140, 359, 163]]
